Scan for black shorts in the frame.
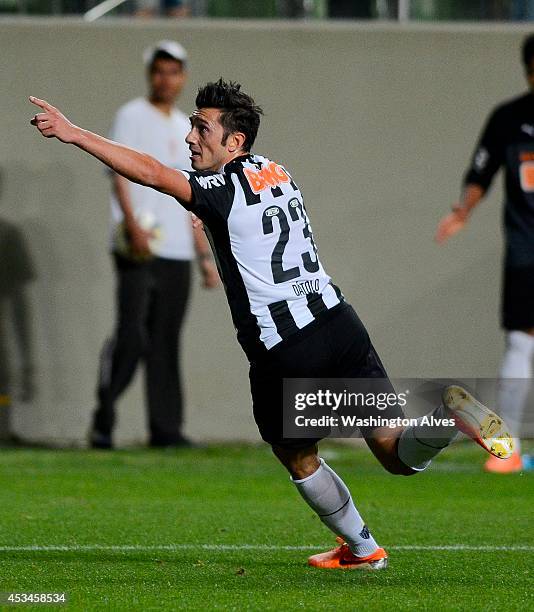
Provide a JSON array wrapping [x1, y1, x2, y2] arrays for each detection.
[[502, 266, 534, 330], [249, 302, 404, 449]]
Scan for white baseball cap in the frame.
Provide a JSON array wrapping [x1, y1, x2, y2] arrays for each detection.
[[143, 40, 188, 68]]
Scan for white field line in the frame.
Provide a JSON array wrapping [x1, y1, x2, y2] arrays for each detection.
[[0, 544, 532, 552]]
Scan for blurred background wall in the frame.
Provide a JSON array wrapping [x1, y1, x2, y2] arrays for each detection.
[[0, 19, 531, 445]]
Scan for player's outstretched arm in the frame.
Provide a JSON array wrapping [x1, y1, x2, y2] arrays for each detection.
[[435, 183, 485, 244], [29, 96, 193, 207]]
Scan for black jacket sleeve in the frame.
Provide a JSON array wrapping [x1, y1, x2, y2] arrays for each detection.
[[178, 170, 235, 226], [463, 106, 506, 190]]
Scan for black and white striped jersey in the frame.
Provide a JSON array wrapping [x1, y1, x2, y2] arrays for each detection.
[[181, 154, 344, 358]]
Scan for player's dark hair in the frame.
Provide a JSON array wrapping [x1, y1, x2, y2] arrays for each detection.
[[522, 34, 534, 70], [195, 78, 263, 151], [149, 50, 185, 72]]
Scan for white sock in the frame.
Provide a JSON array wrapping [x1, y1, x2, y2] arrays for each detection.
[[292, 459, 378, 557], [498, 331, 534, 453], [397, 404, 458, 471]]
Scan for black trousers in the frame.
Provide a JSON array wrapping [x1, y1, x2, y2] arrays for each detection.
[[93, 254, 191, 444], [502, 265, 534, 330]]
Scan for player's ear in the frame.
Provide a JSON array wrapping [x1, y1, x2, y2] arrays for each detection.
[[227, 131, 246, 153]]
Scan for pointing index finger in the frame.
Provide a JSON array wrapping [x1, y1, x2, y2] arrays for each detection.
[[29, 96, 53, 111]]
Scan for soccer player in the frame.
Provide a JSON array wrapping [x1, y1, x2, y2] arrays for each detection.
[[29, 80, 513, 570], [436, 34, 534, 473]]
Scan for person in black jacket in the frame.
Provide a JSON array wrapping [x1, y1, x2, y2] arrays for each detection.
[[436, 34, 534, 473]]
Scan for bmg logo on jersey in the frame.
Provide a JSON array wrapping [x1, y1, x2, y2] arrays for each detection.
[[244, 162, 290, 193], [196, 174, 225, 189]]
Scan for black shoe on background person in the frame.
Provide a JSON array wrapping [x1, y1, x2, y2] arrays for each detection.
[[89, 429, 114, 450]]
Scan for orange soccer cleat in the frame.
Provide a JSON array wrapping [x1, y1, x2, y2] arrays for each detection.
[[308, 537, 388, 570], [484, 450, 523, 473]]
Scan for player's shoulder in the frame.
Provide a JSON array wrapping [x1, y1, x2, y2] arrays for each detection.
[[490, 92, 531, 120], [182, 168, 230, 194]]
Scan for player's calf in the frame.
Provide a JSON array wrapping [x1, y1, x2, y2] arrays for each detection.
[[273, 444, 383, 561], [364, 427, 418, 476]]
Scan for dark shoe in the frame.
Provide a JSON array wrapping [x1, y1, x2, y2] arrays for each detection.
[[89, 429, 114, 450]]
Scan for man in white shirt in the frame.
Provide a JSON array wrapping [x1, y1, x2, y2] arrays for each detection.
[[90, 41, 218, 449]]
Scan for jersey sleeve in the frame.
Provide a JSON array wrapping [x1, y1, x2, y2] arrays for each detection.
[[463, 107, 506, 190], [178, 170, 234, 225]]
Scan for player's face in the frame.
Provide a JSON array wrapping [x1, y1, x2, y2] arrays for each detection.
[[186, 108, 234, 171], [148, 58, 186, 105]]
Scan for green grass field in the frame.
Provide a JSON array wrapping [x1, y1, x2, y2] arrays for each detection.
[[0, 443, 532, 611]]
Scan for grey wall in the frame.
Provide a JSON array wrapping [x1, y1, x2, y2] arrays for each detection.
[[0, 19, 530, 445]]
